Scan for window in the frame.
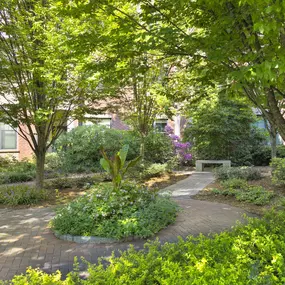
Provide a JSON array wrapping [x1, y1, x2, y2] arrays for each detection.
[[154, 119, 168, 132], [253, 117, 283, 145], [0, 123, 17, 149], [79, 118, 111, 128]]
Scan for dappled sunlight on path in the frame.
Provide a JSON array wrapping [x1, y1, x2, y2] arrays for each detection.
[[0, 173, 255, 280]]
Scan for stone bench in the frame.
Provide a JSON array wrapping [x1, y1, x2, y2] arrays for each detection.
[[196, 160, 231, 172]]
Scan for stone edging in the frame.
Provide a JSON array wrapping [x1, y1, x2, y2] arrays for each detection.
[[54, 231, 140, 244]]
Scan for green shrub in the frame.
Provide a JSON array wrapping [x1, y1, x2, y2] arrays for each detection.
[[235, 186, 274, 206], [184, 98, 268, 166], [221, 178, 248, 190], [214, 166, 262, 181], [0, 171, 34, 184], [0, 157, 36, 184], [212, 187, 235, 196], [213, 180, 274, 206], [271, 158, 285, 186], [9, 210, 285, 284], [43, 175, 103, 190], [252, 145, 285, 166], [51, 183, 179, 239], [3, 268, 63, 285], [55, 126, 175, 173], [45, 153, 62, 171], [142, 163, 168, 179], [144, 131, 175, 164], [0, 185, 49, 205]]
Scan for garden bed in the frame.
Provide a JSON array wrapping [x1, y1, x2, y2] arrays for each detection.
[[51, 182, 180, 240], [0, 171, 189, 209], [193, 176, 285, 215]]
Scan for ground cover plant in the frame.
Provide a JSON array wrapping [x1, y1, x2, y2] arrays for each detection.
[[51, 182, 178, 239], [212, 178, 274, 206], [51, 145, 179, 239], [6, 210, 285, 284], [0, 185, 49, 205]]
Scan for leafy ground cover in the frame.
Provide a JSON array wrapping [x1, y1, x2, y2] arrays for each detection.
[[4, 210, 285, 284], [51, 182, 179, 239], [0, 185, 49, 206], [0, 172, 189, 209], [193, 167, 283, 215]]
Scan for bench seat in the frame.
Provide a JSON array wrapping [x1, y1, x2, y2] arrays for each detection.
[[196, 160, 231, 172]]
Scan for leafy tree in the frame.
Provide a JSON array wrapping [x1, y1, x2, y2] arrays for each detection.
[[184, 95, 267, 166], [107, 0, 285, 141], [0, 0, 102, 188]]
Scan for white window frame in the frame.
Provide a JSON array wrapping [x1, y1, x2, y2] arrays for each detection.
[[154, 119, 168, 132], [0, 123, 17, 150]]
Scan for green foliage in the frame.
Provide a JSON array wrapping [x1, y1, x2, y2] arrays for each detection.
[[0, 157, 36, 184], [221, 178, 248, 190], [0, 185, 49, 205], [214, 167, 262, 181], [51, 183, 178, 239], [184, 98, 267, 166], [44, 153, 63, 172], [271, 158, 285, 186], [214, 178, 274, 206], [130, 0, 285, 142], [10, 210, 285, 284], [100, 145, 141, 190], [55, 126, 175, 173], [144, 131, 175, 164], [43, 175, 102, 190], [3, 268, 63, 285], [141, 163, 168, 179], [235, 186, 274, 206], [251, 145, 285, 166]]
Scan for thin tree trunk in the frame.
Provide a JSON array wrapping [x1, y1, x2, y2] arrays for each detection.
[[35, 150, 45, 189], [270, 132, 277, 159], [35, 131, 46, 189], [267, 88, 285, 141], [140, 135, 146, 161], [264, 118, 277, 159]]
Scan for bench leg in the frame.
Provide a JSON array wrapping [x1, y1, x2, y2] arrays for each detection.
[[196, 162, 203, 172], [222, 162, 231, 168]]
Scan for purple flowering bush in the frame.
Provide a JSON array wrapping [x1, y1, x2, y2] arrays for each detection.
[[165, 125, 192, 165]]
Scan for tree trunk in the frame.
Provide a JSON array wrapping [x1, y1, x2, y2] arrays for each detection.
[[35, 150, 45, 189], [140, 135, 146, 161], [267, 88, 285, 141], [264, 116, 277, 159], [270, 132, 277, 159]]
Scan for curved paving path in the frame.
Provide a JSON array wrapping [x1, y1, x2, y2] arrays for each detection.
[[0, 172, 254, 280]]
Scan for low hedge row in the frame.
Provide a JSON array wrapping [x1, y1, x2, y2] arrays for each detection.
[[4, 210, 285, 284]]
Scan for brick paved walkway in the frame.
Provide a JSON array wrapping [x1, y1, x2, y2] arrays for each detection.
[[0, 172, 253, 280]]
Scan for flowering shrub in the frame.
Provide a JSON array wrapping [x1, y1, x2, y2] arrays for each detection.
[[165, 125, 192, 165], [51, 182, 179, 239]]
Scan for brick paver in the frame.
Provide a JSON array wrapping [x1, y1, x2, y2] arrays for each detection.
[[0, 173, 254, 280]]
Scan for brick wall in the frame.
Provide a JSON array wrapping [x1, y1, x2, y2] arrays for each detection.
[[18, 128, 34, 160]]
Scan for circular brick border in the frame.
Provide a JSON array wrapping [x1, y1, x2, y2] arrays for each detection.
[[54, 231, 140, 244]]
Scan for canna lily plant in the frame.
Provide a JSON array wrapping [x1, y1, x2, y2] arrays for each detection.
[[100, 145, 141, 191]]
